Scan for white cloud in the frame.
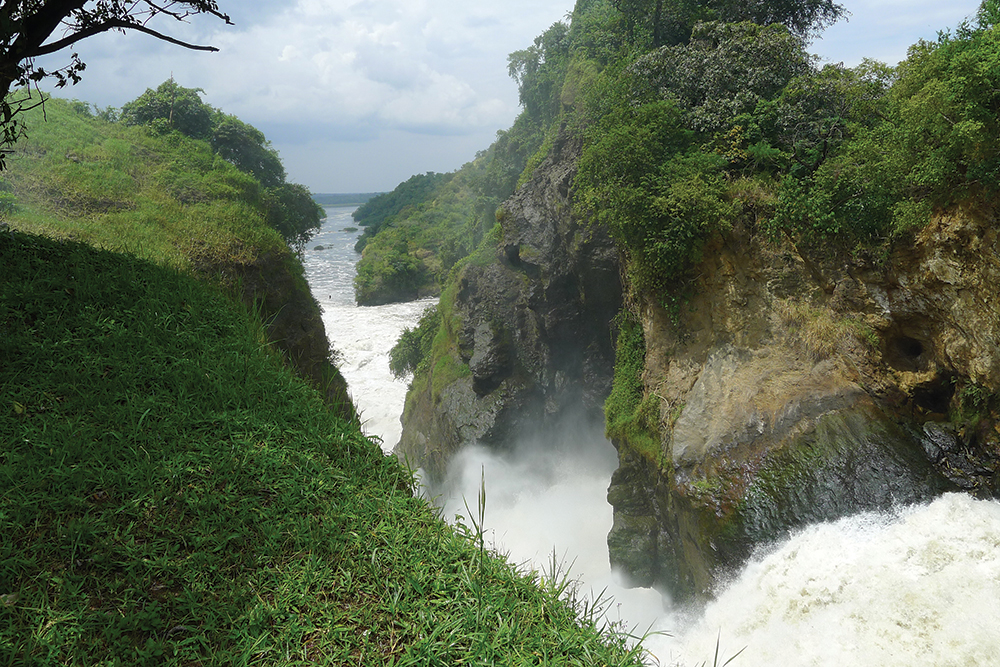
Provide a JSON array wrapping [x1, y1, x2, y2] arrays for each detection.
[[812, 0, 982, 65], [174, 0, 568, 135]]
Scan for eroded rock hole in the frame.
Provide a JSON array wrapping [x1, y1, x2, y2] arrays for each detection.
[[912, 374, 955, 415], [896, 336, 924, 359], [886, 334, 930, 372]]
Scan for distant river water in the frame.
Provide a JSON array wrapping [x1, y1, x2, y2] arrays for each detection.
[[302, 207, 1000, 667]]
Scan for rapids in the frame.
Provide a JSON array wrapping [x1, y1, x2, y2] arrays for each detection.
[[303, 208, 1000, 667], [302, 206, 435, 451]]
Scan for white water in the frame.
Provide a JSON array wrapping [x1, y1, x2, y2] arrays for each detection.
[[301, 206, 435, 451], [658, 493, 1000, 666], [303, 209, 1000, 666]]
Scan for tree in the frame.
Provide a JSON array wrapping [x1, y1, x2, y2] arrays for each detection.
[[120, 79, 215, 139], [609, 0, 845, 49], [507, 21, 570, 125], [629, 21, 814, 134], [211, 114, 285, 188], [263, 182, 324, 252], [0, 1, 232, 167]]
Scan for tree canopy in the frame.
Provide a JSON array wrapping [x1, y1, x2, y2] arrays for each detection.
[[121, 79, 215, 140], [609, 0, 845, 48], [0, 1, 231, 166], [117, 79, 322, 251]]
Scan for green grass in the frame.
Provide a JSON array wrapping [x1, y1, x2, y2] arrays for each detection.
[[2, 97, 284, 271], [0, 231, 646, 665]]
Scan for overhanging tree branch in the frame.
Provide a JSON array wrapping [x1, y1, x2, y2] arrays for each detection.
[[0, 1, 231, 168], [29, 18, 222, 57]]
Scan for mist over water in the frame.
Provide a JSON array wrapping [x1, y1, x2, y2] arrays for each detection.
[[303, 210, 1000, 666], [431, 419, 669, 638]]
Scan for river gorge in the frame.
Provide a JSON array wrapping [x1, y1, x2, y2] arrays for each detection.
[[304, 206, 1000, 666]]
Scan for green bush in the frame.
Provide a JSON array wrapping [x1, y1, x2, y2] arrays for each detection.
[[604, 313, 662, 462], [769, 7, 1000, 243], [389, 306, 442, 379]]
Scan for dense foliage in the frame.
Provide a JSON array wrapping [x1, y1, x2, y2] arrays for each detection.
[[574, 16, 826, 295], [353, 171, 453, 245], [571, 1, 1000, 303], [352, 153, 513, 305], [772, 3, 1000, 240], [121, 80, 216, 140], [609, 0, 844, 48], [389, 305, 443, 379], [120, 79, 321, 250]]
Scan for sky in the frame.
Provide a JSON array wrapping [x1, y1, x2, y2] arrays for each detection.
[[34, 0, 984, 194]]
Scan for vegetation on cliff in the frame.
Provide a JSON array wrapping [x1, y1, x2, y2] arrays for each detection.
[[351, 127, 545, 305], [352, 169, 488, 305], [572, 0, 1000, 307], [119, 79, 325, 252], [394, 0, 1000, 545]]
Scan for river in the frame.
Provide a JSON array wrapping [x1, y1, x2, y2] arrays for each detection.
[[301, 206, 435, 451], [303, 207, 1000, 667]]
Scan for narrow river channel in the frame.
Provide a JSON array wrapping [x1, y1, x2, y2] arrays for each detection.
[[302, 207, 1000, 667]]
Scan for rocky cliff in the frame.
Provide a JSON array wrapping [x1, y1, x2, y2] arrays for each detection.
[[396, 132, 622, 480], [609, 206, 1000, 597], [396, 126, 1000, 600]]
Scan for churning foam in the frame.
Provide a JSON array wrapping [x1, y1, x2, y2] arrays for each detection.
[[651, 493, 1000, 667]]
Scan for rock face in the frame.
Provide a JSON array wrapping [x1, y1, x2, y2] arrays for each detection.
[[395, 133, 622, 479], [396, 123, 1000, 601], [608, 209, 1000, 597]]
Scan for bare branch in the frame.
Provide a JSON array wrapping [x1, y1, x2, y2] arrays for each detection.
[[28, 18, 221, 58], [140, 0, 233, 26]]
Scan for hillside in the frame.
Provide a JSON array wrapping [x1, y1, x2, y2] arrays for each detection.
[[0, 95, 353, 419], [0, 96, 647, 663]]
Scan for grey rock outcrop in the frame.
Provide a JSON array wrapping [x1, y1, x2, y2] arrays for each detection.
[[608, 209, 1000, 597], [395, 132, 622, 480]]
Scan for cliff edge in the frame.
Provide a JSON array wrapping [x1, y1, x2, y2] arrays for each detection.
[[609, 204, 1000, 597], [396, 132, 621, 479]]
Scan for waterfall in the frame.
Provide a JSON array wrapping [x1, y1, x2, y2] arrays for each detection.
[[303, 209, 1000, 666]]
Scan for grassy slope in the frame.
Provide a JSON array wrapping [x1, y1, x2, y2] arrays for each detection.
[[2, 98, 283, 270], [2, 97, 355, 421], [0, 98, 646, 665]]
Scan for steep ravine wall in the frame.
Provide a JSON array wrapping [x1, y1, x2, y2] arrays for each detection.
[[193, 247, 357, 424], [609, 207, 1000, 597], [396, 129, 1000, 601], [396, 133, 622, 480]]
